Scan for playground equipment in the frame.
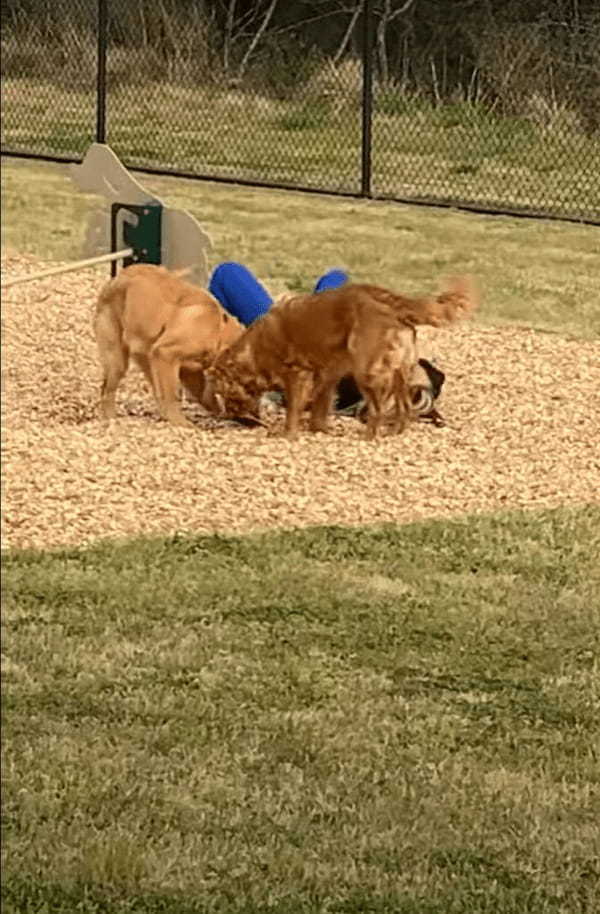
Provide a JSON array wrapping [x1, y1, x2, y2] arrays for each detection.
[[2, 144, 211, 289]]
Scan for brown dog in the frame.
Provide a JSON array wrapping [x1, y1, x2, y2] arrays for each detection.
[[93, 264, 244, 426], [203, 276, 478, 439]]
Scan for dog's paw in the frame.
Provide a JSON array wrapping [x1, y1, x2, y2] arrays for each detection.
[[167, 415, 195, 429]]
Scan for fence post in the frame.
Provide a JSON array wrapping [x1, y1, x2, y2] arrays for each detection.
[[361, 0, 374, 197], [96, 0, 108, 143]]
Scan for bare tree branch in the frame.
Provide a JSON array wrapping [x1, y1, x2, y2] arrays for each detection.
[[260, 7, 358, 39], [334, 0, 365, 63], [237, 0, 279, 80], [376, 0, 418, 84], [388, 0, 418, 24]]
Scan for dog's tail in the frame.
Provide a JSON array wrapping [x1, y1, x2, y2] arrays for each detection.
[[93, 271, 130, 351], [94, 271, 130, 316], [367, 275, 479, 328], [171, 265, 195, 280]]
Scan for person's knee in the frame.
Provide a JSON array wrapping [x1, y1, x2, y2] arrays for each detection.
[[209, 261, 273, 326], [211, 261, 251, 280], [210, 262, 252, 293], [313, 269, 349, 294]]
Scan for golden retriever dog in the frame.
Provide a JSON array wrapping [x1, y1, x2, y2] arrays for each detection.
[[203, 276, 478, 440], [93, 264, 244, 427]]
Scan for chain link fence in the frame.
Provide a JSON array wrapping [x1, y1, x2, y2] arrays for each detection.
[[2, 0, 599, 224], [1, 0, 98, 159]]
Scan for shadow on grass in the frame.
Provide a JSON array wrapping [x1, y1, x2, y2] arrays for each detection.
[[0, 873, 572, 914]]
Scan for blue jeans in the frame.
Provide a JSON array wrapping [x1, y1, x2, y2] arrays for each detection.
[[209, 262, 349, 328]]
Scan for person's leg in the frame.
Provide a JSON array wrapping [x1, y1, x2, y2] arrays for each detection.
[[209, 262, 273, 327], [335, 375, 363, 412]]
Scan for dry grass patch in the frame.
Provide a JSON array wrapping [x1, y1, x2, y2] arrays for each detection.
[[2, 158, 599, 338]]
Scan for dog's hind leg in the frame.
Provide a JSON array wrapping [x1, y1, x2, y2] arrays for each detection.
[[94, 307, 129, 420], [309, 377, 337, 433], [391, 367, 412, 435], [355, 374, 386, 440]]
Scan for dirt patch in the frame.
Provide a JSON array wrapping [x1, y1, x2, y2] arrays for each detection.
[[2, 251, 599, 551]]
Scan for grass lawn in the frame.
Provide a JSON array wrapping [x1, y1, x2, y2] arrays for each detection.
[[2, 158, 599, 339], [2, 79, 599, 221], [2, 506, 600, 913]]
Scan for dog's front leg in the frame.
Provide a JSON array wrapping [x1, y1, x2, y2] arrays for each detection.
[[150, 354, 192, 428], [283, 370, 312, 439], [365, 407, 383, 440], [356, 375, 385, 440]]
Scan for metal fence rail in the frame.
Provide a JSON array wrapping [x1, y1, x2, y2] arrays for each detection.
[[2, 0, 599, 225]]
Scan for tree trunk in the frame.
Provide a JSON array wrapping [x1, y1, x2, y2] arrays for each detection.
[[223, 0, 237, 75]]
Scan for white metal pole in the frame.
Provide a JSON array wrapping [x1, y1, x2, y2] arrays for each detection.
[[1, 248, 134, 289]]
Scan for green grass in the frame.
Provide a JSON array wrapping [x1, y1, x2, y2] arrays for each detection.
[[3, 77, 599, 913], [2, 506, 600, 913], [2, 79, 599, 221], [2, 158, 600, 339]]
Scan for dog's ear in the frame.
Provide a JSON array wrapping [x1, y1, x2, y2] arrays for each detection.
[[234, 342, 256, 374], [418, 358, 445, 399]]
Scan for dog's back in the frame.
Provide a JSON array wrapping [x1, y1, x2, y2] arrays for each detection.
[[226, 276, 477, 375], [95, 264, 242, 361], [227, 284, 399, 374]]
